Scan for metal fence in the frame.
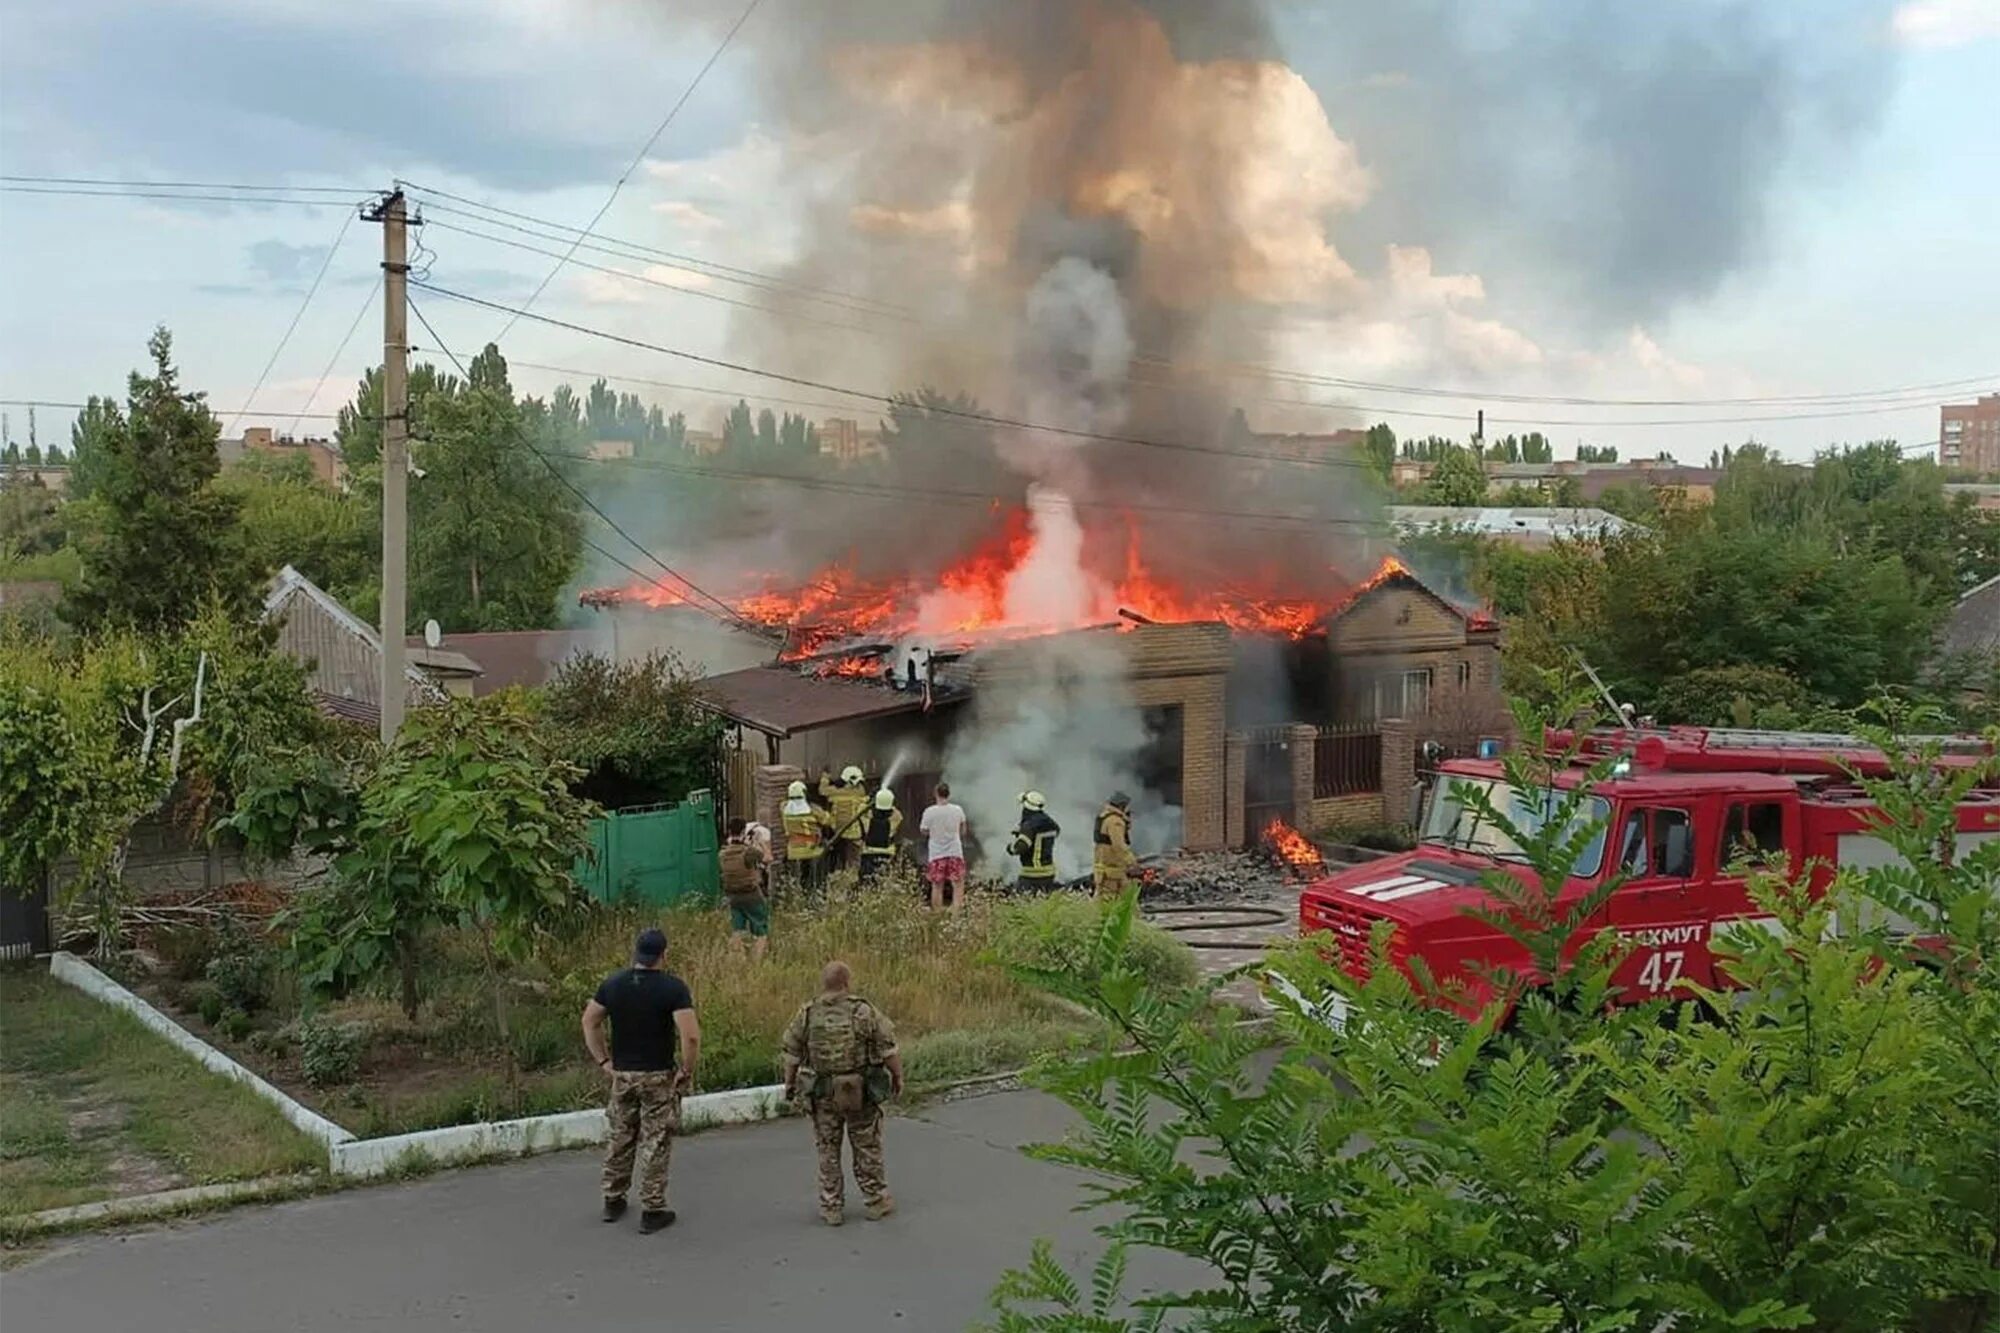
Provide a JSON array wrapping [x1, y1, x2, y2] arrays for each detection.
[[1314, 724, 1382, 798], [574, 789, 721, 907]]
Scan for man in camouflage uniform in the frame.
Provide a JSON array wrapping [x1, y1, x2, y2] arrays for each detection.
[[780, 960, 904, 1225], [582, 928, 699, 1233]]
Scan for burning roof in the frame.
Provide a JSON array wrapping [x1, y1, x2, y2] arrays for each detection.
[[580, 502, 1473, 661]]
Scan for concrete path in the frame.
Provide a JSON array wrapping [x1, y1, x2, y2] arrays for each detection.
[[2, 1088, 1201, 1332]]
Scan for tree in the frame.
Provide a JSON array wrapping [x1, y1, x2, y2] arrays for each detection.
[[242, 694, 595, 1026], [1421, 444, 1488, 506], [1575, 443, 1618, 463], [986, 697, 1997, 1331], [63, 327, 254, 633], [215, 454, 372, 606], [1362, 422, 1397, 482], [22, 442, 41, 466], [2, 442, 19, 465], [540, 651, 723, 809], [722, 399, 756, 454]]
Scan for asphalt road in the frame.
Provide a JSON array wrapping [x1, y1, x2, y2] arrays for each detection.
[[2, 1088, 1201, 1332]]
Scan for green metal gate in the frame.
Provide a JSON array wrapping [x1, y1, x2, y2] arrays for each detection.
[[575, 790, 720, 906]]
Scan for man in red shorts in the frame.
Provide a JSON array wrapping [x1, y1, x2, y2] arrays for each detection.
[[918, 782, 969, 911]]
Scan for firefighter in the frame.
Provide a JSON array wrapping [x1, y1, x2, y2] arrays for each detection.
[[819, 765, 870, 873], [1008, 791, 1060, 892], [782, 780, 833, 894], [1092, 791, 1136, 899], [859, 788, 902, 885]]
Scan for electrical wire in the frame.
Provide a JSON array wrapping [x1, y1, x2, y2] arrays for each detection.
[[0, 184, 367, 209], [291, 276, 381, 435], [0, 174, 368, 194], [227, 205, 362, 435], [405, 295, 746, 623], [0, 397, 341, 420], [492, 0, 764, 343], [397, 179, 1995, 411]]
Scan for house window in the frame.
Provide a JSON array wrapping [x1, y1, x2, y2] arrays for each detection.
[[1375, 668, 1433, 719], [1456, 660, 1472, 690], [1617, 807, 1696, 879]]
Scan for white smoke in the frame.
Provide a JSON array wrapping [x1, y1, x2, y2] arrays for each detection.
[[939, 252, 1179, 882]]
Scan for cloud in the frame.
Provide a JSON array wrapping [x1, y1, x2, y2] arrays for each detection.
[[652, 200, 725, 231], [1890, 0, 2000, 47], [246, 239, 329, 283]]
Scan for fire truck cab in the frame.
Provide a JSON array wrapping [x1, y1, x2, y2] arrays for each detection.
[[1296, 726, 2000, 1018]]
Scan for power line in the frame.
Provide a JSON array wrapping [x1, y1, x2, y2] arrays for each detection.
[[397, 179, 1995, 412], [492, 0, 764, 343], [405, 295, 745, 624], [408, 281, 1387, 470], [228, 205, 362, 435], [0, 174, 367, 194], [0, 184, 367, 209], [424, 217, 887, 335], [0, 397, 341, 421], [291, 276, 381, 435]]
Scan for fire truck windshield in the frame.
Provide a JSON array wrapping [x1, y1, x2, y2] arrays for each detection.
[[1423, 777, 1613, 876]]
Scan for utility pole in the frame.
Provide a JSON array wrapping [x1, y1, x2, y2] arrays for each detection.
[[366, 189, 413, 742]]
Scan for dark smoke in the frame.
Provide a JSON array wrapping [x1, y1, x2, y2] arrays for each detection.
[[1290, 0, 1894, 326]]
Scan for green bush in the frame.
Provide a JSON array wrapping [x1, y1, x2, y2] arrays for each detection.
[[204, 948, 270, 1015], [188, 980, 226, 1026], [987, 891, 1198, 993], [214, 1007, 254, 1042], [297, 1015, 363, 1087]]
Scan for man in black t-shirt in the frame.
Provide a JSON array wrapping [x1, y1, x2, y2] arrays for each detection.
[[582, 928, 700, 1233]]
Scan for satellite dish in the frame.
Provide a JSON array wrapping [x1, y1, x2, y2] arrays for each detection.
[[423, 619, 442, 649]]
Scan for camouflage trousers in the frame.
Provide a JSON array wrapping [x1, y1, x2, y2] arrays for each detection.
[[601, 1071, 681, 1211], [811, 1099, 888, 1217]]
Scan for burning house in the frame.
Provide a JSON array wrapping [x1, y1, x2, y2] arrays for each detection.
[[565, 0, 1555, 873]]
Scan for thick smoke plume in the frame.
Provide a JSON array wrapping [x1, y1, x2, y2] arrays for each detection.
[[602, 0, 1892, 844]]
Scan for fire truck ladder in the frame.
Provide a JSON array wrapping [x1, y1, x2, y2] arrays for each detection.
[[1692, 727, 1991, 756]]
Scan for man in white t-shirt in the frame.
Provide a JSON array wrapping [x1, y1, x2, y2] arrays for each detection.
[[917, 782, 969, 911]]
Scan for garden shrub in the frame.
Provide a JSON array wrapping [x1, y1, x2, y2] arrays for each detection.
[[204, 946, 271, 1015], [150, 923, 219, 982], [986, 891, 1198, 993], [297, 1014, 364, 1087]]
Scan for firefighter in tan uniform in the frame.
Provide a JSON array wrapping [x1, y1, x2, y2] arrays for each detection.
[[781, 780, 833, 894], [780, 960, 904, 1225], [1092, 790, 1137, 898], [819, 766, 870, 872]]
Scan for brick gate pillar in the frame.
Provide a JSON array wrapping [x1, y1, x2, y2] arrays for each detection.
[[1288, 723, 1318, 828], [1380, 719, 1418, 828], [755, 764, 803, 838]]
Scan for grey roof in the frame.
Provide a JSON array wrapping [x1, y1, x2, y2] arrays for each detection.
[[1942, 574, 2000, 660], [1388, 506, 1640, 539], [263, 564, 446, 704]]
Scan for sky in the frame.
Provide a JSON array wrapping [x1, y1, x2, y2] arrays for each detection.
[[1, 0, 1996, 465]]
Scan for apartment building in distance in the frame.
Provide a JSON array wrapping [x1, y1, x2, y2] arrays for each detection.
[[1941, 394, 2000, 475]]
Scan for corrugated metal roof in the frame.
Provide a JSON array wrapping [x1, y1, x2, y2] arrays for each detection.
[[1389, 506, 1640, 538], [1943, 574, 2000, 660], [696, 665, 962, 737]]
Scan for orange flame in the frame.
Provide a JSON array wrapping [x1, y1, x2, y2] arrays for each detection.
[[582, 508, 1439, 658], [812, 654, 885, 679], [1264, 818, 1324, 871]]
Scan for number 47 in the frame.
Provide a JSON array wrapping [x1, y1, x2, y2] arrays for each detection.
[[1638, 950, 1687, 993]]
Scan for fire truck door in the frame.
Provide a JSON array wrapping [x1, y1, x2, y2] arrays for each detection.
[[1606, 805, 1711, 999]]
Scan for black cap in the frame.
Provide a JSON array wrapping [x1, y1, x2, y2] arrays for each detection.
[[633, 928, 667, 964]]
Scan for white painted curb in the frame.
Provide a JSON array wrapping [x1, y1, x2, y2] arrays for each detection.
[[46, 956, 796, 1183], [328, 1084, 790, 1179], [49, 952, 354, 1148]]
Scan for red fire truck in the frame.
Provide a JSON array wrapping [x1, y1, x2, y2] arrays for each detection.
[[1296, 726, 2000, 1020]]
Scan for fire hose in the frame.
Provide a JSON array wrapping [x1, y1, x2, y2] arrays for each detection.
[[1139, 903, 1291, 949]]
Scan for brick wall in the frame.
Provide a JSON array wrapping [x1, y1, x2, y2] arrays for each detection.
[[1223, 732, 1246, 849], [1130, 672, 1226, 851], [48, 813, 320, 905], [1380, 718, 1421, 827], [1308, 792, 1385, 831]]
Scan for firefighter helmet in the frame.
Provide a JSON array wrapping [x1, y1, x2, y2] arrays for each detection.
[[1109, 790, 1131, 809], [874, 788, 896, 810], [787, 780, 808, 800], [841, 765, 864, 785], [1021, 791, 1047, 811]]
